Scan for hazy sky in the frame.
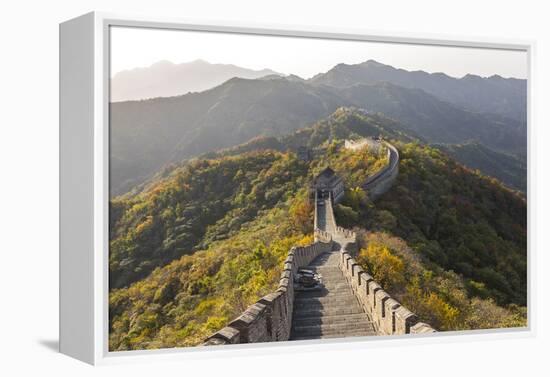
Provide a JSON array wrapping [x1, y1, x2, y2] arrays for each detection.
[[110, 26, 527, 79]]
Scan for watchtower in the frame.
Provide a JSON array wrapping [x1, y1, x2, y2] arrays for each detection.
[[310, 167, 344, 203]]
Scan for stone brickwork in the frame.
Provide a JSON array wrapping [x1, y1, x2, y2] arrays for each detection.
[[339, 245, 436, 335], [314, 228, 332, 243], [344, 138, 382, 152]]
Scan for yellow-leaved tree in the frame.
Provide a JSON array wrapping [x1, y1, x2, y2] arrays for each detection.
[[357, 242, 405, 292]]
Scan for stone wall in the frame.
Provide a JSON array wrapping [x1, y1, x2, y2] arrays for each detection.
[[363, 142, 399, 200], [203, 240, 333, 346], [314, 190, 319, 230], [334, 226, 356, 240], [344, 138, 382, 153], [339, 245, 436, 335], [314, 228, 332, 243]]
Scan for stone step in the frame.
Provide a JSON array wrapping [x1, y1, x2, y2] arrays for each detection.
[[295, 294, 357, 301], [317, 279, 350, 284], [313, 288, 354, 295], [309, 263, 340, 267], [293, 304, 364, 313], [318, 283, 353, 289], [308, 265, 341, 269], [294, 296, 360, 307], [294, 295, 359, 304], [293, 306, 365, 318], [292, 313, 370, 327], [315, 274, 347, 280], [293, 304, 362, 311], [314, 269, 345, 273], [291, 330, 376, 341], [292, 321, 374, 334], [295, 296, 356, 303], [290, 250, 378, 340], [295, 288, 353, 295], [291, 326, 376, 339], [294, 292, 357, 300], [296, 284, 351, 290]]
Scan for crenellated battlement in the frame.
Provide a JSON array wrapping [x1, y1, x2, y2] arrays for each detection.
[[334, 226, 356, 240], [339, 245, 435, 335], [314, 228, 332, 242]]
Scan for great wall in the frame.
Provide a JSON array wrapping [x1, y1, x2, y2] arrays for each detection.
[[203, 139, 435, 346]]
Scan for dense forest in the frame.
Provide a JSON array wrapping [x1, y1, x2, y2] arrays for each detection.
[[109, 108, 527, 350], [331, 140, 527, 330], [110, 152, 310, 289], [435, 142, 526, 192], [110, 199, 314, 349]]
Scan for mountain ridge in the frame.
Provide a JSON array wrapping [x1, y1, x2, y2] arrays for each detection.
[[309, 59, 526, 121], [111, 59, 281, 102]]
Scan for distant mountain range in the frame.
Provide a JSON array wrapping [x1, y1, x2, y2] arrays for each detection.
[[111, 59, 280, 102], [110, 77, 343, 195], [310, 60, 527, 121], [110, 60, 527, 196]]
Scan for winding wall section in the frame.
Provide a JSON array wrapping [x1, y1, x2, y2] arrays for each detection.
[[361, 141, 400, 200]]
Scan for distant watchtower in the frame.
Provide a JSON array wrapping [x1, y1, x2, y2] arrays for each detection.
[[310, 167, 344, 203]]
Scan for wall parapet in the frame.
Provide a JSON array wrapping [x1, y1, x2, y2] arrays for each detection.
[[314, 228, 332, 242], [203, 239, 333, 346], [362, 141, 399, 200], [338, 248, 436, 336], [334, 226, 356, 241]]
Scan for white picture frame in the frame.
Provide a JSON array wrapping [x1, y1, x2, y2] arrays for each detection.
[[59, 11, 535, 365]]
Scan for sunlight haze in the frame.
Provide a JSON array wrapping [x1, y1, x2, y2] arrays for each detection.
[[111, 26, 527, 79]]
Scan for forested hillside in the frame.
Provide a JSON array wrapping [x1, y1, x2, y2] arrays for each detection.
[[110, 77, 343, 195], [333, 142, 526, 330], [110, 151, 310, 289], [109, 109, 527, 350], [435, 142, 527, 192], [338, 82, 526, 155], [110, 201, 313, 350]]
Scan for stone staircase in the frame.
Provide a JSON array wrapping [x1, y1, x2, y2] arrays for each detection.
[[290, 252, 376, 340]]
